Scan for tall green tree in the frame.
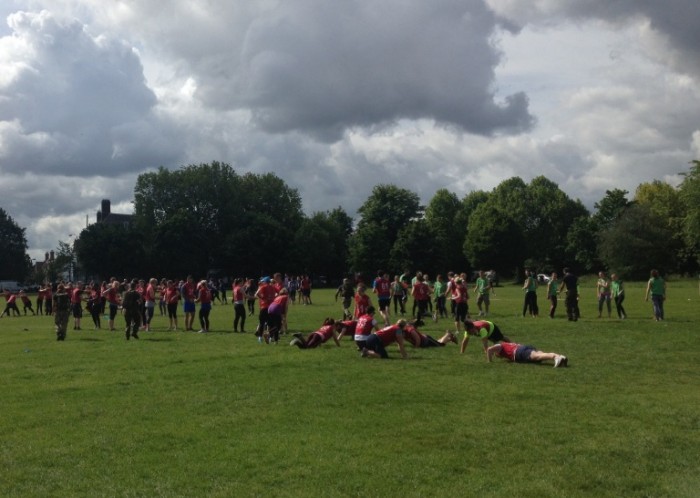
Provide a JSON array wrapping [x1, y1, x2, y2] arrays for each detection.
[[74, 223, 146, 280], [464, 204, 523, 274], [0, 208, 30, 281], [592, 189, 631, 229], [635, 180, 692, 273], [292, 207, 352, 278], [679, 160, 700, 266], [390, 219, 438, 275], [133, 163, 303, 277], [349, 185, 422, 275], [462, 177, 587, 276], [598, 204, 675, 279], [424, 189, 468, 271]]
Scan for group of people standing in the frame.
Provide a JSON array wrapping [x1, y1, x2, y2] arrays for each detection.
[[523, 268, 667, 322]]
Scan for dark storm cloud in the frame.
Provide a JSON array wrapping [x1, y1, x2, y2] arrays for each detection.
[[177, 1, 535, 140]]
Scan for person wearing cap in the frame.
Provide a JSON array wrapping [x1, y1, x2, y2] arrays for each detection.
[[53, 284, 71, 340], [255, 276, 277, 342], [460, 319, 511, 359], [487, 342, 568, 368]]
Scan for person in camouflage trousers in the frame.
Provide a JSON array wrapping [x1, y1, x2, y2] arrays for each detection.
[[53, 284, 71, 341], [122, 279, 142, 340]]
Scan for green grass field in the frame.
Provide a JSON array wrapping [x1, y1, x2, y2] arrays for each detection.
[[1, 280, 699, 497]]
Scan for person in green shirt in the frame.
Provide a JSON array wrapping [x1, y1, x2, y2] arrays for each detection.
[[432, 274, 447, 320], [644, 269, 666, 321], [521, 269, 539, 318], [473, 270, 493, 317], [610, 273, 626, 319]]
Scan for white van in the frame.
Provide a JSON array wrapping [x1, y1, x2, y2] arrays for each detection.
[[0, 280, 21, 292]]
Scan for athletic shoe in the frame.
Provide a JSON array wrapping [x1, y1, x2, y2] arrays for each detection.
[[560, 356, 568, 367], [360, 347, 369, 358], [289, 338, 301, 347], [554, 355, 563, 368]]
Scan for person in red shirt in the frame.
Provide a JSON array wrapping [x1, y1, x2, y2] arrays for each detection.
[[361, 319, 409, 359], [85, 283, 101, 329], [71, 283, 84, 330], [144, 278, 157, 332], [411, 274, 431, 325], [290, 318, 340, 349], [232, 278, 246, 333], [181, 276, 197, 331], [105, 280, 121, 331], [43, 284, 53, 315], [300, 275, 312, 305], [372, 271, 392, 325], [353, 285, 372, 319], [450, 277, 469, 338], [334, 318, 358, 342], [19, 291, 35, 315], [255, 277, 278, 341], [1, 291, 21, 317], [350, 306, 380, 350], [487, 342, 568, 368], [165, 280, 180, 330], [196, 280, 212, 333]]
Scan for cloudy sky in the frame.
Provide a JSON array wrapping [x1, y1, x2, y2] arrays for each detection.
[[1, 0, 699, 261]]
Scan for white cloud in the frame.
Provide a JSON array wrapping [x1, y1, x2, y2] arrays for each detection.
[[0, 0, 698, 260]]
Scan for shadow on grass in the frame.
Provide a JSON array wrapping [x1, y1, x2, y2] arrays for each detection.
[[142, 337, 175, 342], [78, 337, 103, 342]]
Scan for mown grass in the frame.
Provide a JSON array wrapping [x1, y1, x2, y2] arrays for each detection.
[[1, 280, 699, 497]]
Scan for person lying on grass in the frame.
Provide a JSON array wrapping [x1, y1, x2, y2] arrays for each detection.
[[290, 318, 341, 349], [404, 321, 456, 348], [486, 342, 568, 368], [460, 319, 512, 359], [360, 319, 409, 359]]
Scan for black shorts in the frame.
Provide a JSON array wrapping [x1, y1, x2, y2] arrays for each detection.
[[72, 303, 82, 318], [365, 333, 388, 359], [488, 325, 504, 343], [378, 298, 390, 311], [455, 302, 468, 321]]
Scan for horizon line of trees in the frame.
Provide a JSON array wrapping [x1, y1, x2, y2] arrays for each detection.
[[3, 160, 699, 284]]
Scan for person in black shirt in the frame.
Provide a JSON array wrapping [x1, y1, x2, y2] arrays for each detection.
[[558, 268, 579, 321]]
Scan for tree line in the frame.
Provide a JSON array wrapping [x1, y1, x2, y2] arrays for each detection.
[[3, 160, 699, 284]]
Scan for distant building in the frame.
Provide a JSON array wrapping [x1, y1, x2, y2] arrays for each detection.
[[96, 199, 133, 226]]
